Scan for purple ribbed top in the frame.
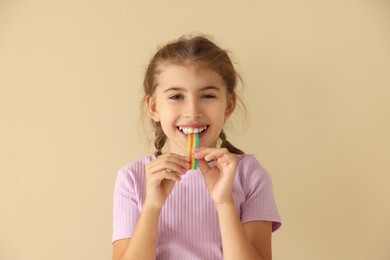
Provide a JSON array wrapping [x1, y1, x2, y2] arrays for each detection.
[[112, 154, 281, 259]]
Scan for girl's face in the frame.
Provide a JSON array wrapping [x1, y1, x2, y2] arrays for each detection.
[[147, 64, 235, 156]]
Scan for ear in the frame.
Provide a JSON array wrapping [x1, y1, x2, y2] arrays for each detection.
[[146, 95, 160, 122], [224, 93, 236, 119]]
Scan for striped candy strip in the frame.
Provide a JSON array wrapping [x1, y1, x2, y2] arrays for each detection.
[[187, 133, 199, 169]]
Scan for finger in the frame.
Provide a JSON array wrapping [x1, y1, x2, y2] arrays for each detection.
[[150, 160, 189, 175], [150, 169, 181, 183], [158, 152, 190, 162], [157, 153, 191, 168], [197, 158, 212, 175], [152, 161, 190, 173], [194, 147, 229, 162], [147, 156, 190, 174], [217, 153, 236, 163], [193, 147, 215, 160]]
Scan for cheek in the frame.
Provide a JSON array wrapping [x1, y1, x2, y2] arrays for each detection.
[[159, 110, 177, 126]]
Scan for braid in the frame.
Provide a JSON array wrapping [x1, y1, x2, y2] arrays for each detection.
[[153, 122, 167, 157], [219, 130, 245, 155]]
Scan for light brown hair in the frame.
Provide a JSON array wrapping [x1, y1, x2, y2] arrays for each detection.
[[143, 35, 245, 156]]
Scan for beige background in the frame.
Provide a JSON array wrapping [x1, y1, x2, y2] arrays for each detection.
[[1, 0, 389, 259]]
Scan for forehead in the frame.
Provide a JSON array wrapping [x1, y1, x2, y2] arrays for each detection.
[[155, 63, 226, 91]]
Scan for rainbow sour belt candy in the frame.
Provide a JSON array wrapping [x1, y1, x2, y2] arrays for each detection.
[[187, 133, 199, 169]]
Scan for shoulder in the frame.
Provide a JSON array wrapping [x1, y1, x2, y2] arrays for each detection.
[[118, 155, 155, 175], [235, 153, 259, 164], [234, 154, 272, 183], [235, 154, 268, 174], [115, 155, 155, 185]]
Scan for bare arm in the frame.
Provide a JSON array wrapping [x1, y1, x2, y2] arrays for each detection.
[[112, 207, 161, 260], [216, 201, 273, 260]]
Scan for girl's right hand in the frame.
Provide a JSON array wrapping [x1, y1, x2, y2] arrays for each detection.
[[144, 153, 190, 210]]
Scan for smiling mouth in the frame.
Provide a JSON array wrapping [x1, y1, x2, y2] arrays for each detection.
[[178, 126, 208, 135]]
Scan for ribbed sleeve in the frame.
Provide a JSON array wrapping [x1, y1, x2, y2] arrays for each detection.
[[112, 158, 148, 243], [237, 155, 282, 231]]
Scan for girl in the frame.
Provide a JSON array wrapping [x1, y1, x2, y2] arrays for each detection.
[[112, 35, 281, 260]]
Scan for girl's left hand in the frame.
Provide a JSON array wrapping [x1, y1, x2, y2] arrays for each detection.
[[194, 147, 238, 205]]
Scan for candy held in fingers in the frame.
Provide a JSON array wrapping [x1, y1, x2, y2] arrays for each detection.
[[187, 133, 199, 169]]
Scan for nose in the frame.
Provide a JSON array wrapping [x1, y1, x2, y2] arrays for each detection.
[[183, 98, 203, 119]]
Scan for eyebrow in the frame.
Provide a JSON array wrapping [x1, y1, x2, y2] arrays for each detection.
[[163, 85, 221, 93]]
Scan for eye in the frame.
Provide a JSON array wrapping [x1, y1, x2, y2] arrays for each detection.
[[169, 94, 184, 100], [201, 94, 216, 99]]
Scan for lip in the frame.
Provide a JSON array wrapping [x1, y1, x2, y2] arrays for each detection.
[[177, 125, 209, 138]]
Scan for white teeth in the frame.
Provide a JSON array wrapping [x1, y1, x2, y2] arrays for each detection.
[[178, 126, 207, 135]]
